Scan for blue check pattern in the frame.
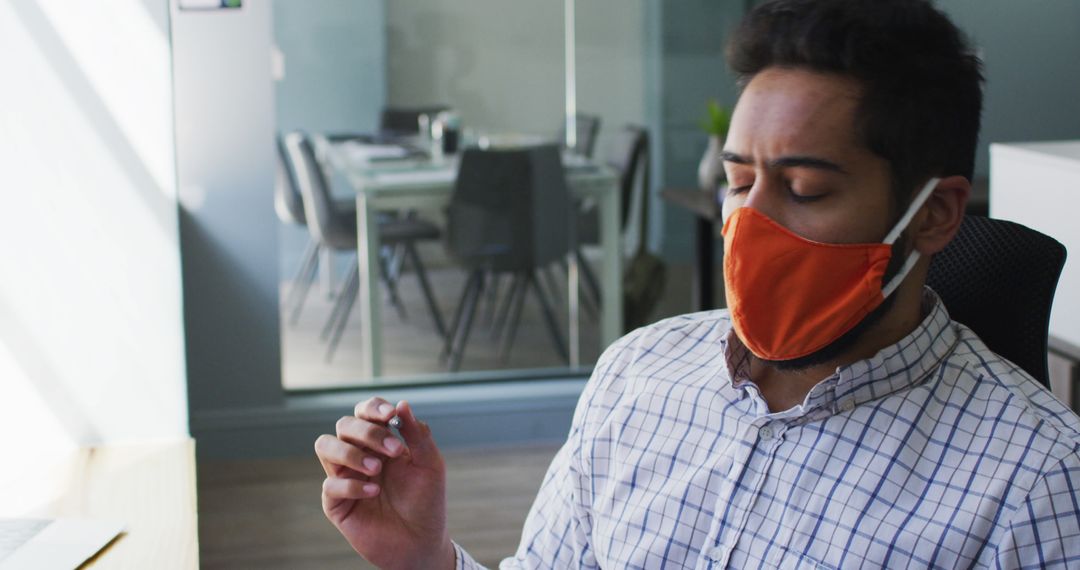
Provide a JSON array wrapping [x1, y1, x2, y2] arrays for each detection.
[[454, 289, 1080, 569]]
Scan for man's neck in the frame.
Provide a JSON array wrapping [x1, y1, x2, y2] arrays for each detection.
[[749, 285, 927, 413]]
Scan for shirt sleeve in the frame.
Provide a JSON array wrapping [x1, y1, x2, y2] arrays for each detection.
[[992, 452, 1080, 569], [446, 420, 594, 570], [451, 329, 646, 570], [454, 541, 487, 570]]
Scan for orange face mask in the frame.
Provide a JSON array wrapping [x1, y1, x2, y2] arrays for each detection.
[[721, 178, 939, 361]]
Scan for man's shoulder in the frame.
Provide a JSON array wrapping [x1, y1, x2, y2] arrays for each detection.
[[943, 321, 1080, 461], [598, 309, 734, 374], [579, 310, 735, 412]]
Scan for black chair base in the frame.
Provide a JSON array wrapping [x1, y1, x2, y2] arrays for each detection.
[[442, 269, 568, 372]]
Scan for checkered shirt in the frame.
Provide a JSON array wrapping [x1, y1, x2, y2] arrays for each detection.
[[454, 289, 1080, 569]]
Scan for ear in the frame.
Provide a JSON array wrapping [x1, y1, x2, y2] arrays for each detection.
[[911, 175, 970, 256]]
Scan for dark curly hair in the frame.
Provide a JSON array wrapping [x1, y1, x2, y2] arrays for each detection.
[[727, 0, 984, 210]]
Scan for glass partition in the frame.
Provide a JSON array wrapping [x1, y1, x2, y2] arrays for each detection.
[[274, 0, 637, 390]]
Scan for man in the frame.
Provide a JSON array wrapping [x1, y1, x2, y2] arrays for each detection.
[[315, 1, 1080, 568]]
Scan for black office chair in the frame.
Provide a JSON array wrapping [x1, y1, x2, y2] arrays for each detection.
[[283, 132, 448, 361], [275, 134, 357, 325], [926, 215, 1067, 388], [557, 114, 602, 159], [442, 145, 573, 371], [573, 125, 651, 314]]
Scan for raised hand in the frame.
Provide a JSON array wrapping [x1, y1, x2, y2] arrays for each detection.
[[316, 398, 454, 570]]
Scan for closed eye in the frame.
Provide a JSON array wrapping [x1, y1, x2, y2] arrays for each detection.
[[727, 184, 752, 195], [788, 188, 825, 204]]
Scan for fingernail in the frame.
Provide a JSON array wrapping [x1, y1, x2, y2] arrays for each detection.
[[378, 403, 394, 417], [362, 456, 380, 472], [363, 483, 379, 495], [383, 437, 402, 455]]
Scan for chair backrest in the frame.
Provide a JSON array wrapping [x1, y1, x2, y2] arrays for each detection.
[[604, 125, 649, 234], [379, 105, 450, 136], [282, 132, 353, 250], [447, 145, 573, 271], [926, 215, 1067, 388], [558, 114, 601, 159], [274, 134, 306, 226]]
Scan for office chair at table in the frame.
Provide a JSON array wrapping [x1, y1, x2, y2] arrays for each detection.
[[926, 215, 1067, 388], [275, 134, 359, 325], [573, 125, 651, 317], [283, 132, 448, 361], [442, 145, 573, 371]]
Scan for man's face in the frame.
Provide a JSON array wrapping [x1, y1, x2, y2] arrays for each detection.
[[721, 67, 893, 243], [721, 67, 903, 369]]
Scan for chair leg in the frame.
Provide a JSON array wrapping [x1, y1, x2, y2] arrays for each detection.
[[576, 248, 603, 315], [325, 265, 360, 362], [540, 265, 564, 311], [404, 242, 447, 338], [321, 256, 359, 340], [442, 270, 478, 361], [447, 272, 485, 372], [492, 273, 524, 340], [498, 272, 530, 365], [531, 272, 569, 363], [379, 246, 407, 321], [288, 241, 321, 325], [484, 272, 501, 326], [560, 256, 600, 319]]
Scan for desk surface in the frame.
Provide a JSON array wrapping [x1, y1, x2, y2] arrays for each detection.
[[0, 439, 199, 569]]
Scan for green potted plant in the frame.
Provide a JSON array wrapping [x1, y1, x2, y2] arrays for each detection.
[[698, 99, 731, 192]]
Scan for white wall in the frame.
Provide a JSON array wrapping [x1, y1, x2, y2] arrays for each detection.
[[0, 0, 187, 465], [576, 0, 647, 158], [172, 0, 284, 413], [385, 0, 647, 159], [990, 142, 1080, 350], [939, 0, 1080, 179], [273, 0, 386, 135]]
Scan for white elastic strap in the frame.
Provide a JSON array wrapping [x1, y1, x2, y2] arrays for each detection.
[[881, 250, 921, 298], [883, 177, 940, 245]]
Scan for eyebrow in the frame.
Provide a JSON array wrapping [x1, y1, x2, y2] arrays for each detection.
[[720, 151, 849, 174]]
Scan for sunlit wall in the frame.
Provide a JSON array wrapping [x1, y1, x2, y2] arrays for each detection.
[[0, 0, 187, 467]]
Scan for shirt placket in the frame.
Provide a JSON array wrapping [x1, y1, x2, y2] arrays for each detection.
[[698, 417, 788, 569]]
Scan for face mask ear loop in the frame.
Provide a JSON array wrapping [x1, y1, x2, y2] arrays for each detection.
[[881, 251, 921, 298], [883, 177, 940, 245], [879, 177, 940, 298]]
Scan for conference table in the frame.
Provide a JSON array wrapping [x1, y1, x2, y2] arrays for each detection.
[[322, 139, 623, 379]]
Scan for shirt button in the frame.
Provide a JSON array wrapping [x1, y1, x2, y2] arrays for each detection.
[[759, 426, 774, 440], [839, 399, 856, 412], [707, 545, 725, 560]]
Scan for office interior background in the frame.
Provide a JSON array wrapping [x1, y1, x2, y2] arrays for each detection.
[[1, 0, 1079, 567]]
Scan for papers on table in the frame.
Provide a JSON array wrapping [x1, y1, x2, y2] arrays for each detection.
[[342, 142, 412, 164], [369, 169, 456, 186]]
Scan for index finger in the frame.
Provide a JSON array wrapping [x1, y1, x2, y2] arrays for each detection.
[[354, 397, 397, 422]]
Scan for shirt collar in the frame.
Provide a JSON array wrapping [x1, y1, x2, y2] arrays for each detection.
[[719, 287, 958, 417]]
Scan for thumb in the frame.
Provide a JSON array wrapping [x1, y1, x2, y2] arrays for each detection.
[[395, 400, 441, 466]]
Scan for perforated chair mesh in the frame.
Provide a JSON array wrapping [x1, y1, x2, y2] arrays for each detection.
[[926, 215, 1066, 388]]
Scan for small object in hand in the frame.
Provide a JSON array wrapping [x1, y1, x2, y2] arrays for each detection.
[[388, 416, 402, 430]]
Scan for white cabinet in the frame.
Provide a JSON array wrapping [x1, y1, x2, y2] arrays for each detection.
[[990, 141, 1080, 350]]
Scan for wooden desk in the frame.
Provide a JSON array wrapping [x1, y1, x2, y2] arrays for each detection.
[[0, 439, 199, 569], [660, 187, 722, 311]]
